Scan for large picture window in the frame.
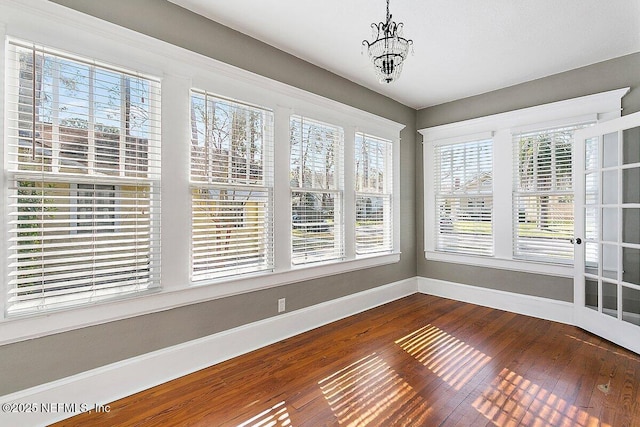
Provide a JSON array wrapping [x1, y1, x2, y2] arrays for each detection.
[[5, 40, 161, 315], [190, 91, 274, 281]]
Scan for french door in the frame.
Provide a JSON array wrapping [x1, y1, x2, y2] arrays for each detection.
[[574, 111, 640, 354]]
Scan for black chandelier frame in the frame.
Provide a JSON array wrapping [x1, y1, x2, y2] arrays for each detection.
[[362, 0, 413, 84]]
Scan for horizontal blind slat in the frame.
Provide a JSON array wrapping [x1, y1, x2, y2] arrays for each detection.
[[512, 123, 591, 263], [434, 138, 493, 256], [290, 115, 344, 265], [355, 132, 393, 255], [5, 41, 161, 315], [190, 92, 274, 281]]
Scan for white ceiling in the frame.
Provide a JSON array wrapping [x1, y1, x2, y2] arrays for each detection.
[[169, 0, 640, 109]]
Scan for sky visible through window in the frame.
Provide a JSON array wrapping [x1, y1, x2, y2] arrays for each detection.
[[29, 47, 152, 139]]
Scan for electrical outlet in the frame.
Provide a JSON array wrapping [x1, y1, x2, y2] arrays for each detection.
[[278, 298, 286, 313]]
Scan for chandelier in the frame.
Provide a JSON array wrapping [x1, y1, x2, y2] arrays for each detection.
[[362, 0, 413, 84]]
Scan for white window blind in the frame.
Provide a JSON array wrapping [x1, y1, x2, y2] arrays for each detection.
[[190, 91, 274, 281], [355, 132, 393, 255], [434, 139, 493, 256], [5, 40, 161, 315], [290, 115, 344, 265], [513, 123, 590, 263]]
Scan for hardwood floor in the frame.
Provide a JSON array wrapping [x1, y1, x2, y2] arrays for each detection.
[[54, 294, 640, 426]]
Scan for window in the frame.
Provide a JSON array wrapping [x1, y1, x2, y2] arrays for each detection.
[[74, 184, 116, 233], [190, 91, 274, 281], [434, 138, 493, 256], [513, 123, 591, 263], [290, 115, 344, 265], [355, 133, 393, 255], [421, 89, 626, 275], [5, 40, 161, 315]]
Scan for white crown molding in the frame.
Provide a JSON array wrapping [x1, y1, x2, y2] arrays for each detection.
[[419, 87, 629, 142]]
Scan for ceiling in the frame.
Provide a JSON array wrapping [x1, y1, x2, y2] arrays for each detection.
[[168, 0, 640, 110]]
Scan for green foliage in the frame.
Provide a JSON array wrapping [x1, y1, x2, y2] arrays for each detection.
[[16, 181, 56, 254]]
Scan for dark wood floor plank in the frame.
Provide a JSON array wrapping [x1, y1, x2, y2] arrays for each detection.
[[52, 294, 640, 426]]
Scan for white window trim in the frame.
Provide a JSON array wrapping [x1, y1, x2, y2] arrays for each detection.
[[0, 0, 403, 345], [420, 88, 629, 277]]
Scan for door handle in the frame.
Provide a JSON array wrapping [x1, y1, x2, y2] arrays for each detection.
[[570, 237, 582, 245]]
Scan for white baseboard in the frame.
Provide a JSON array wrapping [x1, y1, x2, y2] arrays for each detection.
[[0, 277, 417, 426], [417, 276, 574, 325]]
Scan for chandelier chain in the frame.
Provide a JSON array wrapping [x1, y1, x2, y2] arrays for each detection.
[[386, 0, 390, 24]]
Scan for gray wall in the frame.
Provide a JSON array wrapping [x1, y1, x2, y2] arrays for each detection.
[[0, 0, 416, 395], [416, 52, 640, 303]]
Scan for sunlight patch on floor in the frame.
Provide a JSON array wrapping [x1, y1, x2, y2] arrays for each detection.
[[395, 324, 491, 390], [318, 353, 430, 426], [235, 401, 292, 427], [473, 367, 604, 427]]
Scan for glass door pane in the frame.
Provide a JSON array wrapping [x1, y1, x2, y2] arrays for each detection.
[[623, 167, 640, 203], [623, 247, 640, 286], [623, 209, 640, 244], [603, 281, 618, 318], [603, 132, 619, 167], [623, 127, 640, 164], [622, 286, 640, 326], [585, 279, 598, 311]]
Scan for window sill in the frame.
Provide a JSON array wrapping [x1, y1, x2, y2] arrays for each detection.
[[424, 250, 573, 278], [0, 252, 401, 346]]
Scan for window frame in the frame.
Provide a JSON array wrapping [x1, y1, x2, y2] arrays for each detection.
[[189, 90, 275, 282], [421, 89, 628, 278], [512, 122, 594, 264], [433, 135, 494, 257], [4, 40, 162, 316]]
